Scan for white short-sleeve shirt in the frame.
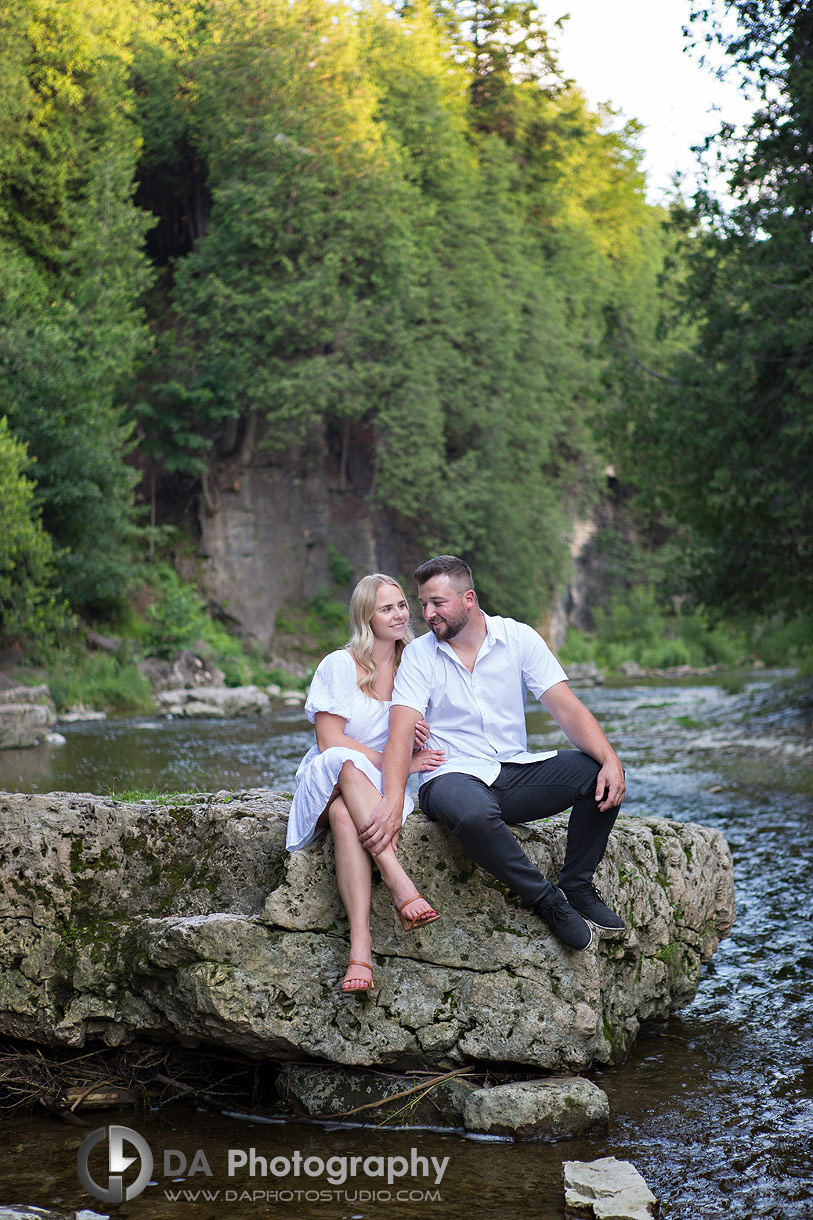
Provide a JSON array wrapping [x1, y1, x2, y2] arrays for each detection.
[[391, 612, 568, 786]]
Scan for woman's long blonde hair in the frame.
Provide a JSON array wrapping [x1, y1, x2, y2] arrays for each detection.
[[348, 574, 413, 699]]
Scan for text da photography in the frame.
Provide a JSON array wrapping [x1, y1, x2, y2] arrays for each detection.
[[76, 1124, 449, 1205]]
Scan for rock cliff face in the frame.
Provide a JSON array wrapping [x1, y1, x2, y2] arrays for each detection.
[[192, 429, 637, 650], [197, 431, 399, 646], [0, 790, 734, 1072]]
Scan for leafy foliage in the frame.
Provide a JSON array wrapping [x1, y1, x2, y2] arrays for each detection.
[[127, 0, 668, 621], [0, 416, 68, 650], [611, 1, 813, 619], [7, 0, 772, 665], [0, 0, 153, 616]]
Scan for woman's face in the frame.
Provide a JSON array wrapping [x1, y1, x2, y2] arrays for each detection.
[[369, 583, 410, 643]]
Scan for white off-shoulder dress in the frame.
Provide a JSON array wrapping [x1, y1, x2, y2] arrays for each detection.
[[286, 648, 414, 852]]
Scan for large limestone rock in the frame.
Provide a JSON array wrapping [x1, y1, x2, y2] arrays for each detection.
[[0, 790, 734, 1072], [0, 685, 56, 749], [137, 651, 226, 693]]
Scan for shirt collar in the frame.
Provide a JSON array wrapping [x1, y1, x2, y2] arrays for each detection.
[[481, 611, 506, 643]]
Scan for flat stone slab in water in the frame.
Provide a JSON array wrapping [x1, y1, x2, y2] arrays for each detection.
[[564, 1156, 660, 1219]]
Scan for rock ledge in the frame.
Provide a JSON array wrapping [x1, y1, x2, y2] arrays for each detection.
[[0, 789, 734, 1073]]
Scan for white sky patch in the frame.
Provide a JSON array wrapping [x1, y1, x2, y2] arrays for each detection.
[[539, 0, 757, 203]]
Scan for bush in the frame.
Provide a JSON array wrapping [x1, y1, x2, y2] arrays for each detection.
[[750, 614, 813, 673], [133, 564, 253, 682], [135, 564, 214, 658], [273, 590, 349, 663], [46, 650, 154, 714], [327, 546, 354, 588], [559, 586, 754, 673]]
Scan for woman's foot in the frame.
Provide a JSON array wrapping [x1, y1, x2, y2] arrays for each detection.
[[341, 959, 374, 993], [381, 871, 440, 931], [396, 892, 440, 931]]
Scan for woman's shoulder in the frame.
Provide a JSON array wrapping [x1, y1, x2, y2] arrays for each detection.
[[313, 648, 356, 680], [306, 649, 358, 707], [305, 649, 360, 722]]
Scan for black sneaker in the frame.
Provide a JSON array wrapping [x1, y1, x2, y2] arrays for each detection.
[[560, 882, 625, 932], [534, 888, 594, 950]]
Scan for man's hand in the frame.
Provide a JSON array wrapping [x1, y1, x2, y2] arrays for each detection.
[[541, 681, 626, 813], [595, 756, 625, 812], [359, 795, 403, 856]]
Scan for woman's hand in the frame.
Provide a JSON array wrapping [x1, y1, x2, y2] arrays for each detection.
[[409, 747, 445, 775], [412, 718, 431, 752]]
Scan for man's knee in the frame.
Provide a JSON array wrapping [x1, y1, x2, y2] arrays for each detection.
[[420, 773, 499, 833], [555, 750, 602, 798]]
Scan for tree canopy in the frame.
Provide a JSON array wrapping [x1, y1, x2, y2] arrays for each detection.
[[7, 0, 800, 650], [611, 0, 813, 617]]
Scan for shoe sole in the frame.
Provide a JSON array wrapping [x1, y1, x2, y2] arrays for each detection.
[[571, 925, 594, 951], [579, 916, 626, 933]]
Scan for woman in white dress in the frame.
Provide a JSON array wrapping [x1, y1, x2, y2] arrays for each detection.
[[287, 574, 445, 995]]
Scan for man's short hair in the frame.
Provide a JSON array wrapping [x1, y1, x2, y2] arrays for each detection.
[[414, 554, 474, 593]]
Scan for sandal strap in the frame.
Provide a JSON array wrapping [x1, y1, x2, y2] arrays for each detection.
[[347, 959, 372, 971], [398, 894, 423, 914]]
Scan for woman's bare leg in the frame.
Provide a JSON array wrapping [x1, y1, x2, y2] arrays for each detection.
[[329, 796, 374, 991], [336, 761, 437, 925]]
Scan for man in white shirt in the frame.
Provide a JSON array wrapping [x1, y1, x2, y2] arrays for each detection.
[[359, 555, 626, 951]]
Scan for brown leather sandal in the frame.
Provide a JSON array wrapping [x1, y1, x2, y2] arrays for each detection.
[[340, 959, 374, 994], [397, 894, 440, 932]]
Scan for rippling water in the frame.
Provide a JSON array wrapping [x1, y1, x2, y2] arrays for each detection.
[[0, 673, 811, 1219]]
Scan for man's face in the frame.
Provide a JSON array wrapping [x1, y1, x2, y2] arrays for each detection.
[[418, 575, 472, 642]]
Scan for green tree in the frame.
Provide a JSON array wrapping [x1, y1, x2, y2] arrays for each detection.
[[131, 0, 675, 624], [0, 1, 153, 615], [611, 1, 813, 616], [0, 239, 145, 614], [0, 416, 67, 649]]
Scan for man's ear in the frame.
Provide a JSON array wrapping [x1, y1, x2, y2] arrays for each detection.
[[463, 588, 477, 609]]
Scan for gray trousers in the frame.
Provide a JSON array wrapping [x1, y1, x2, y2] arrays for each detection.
[[418, 751, 619, 906]]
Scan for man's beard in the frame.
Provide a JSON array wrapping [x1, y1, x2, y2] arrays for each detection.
[[430, 608, 467, 641]]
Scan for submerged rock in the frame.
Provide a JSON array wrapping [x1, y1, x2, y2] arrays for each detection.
[[278, 1063, 479, 1127], [0, 790, 734, 1074], [463, 1077, 609, 1141]]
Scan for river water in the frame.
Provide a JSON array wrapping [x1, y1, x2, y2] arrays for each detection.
[[0, 673, 811, 1219]]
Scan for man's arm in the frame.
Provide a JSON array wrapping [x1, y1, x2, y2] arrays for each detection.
[[540, 681, 626, 811], [358, 704, 420, 855]]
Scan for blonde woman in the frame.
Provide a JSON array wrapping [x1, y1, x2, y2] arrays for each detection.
[[286, 574, 444, 994]]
